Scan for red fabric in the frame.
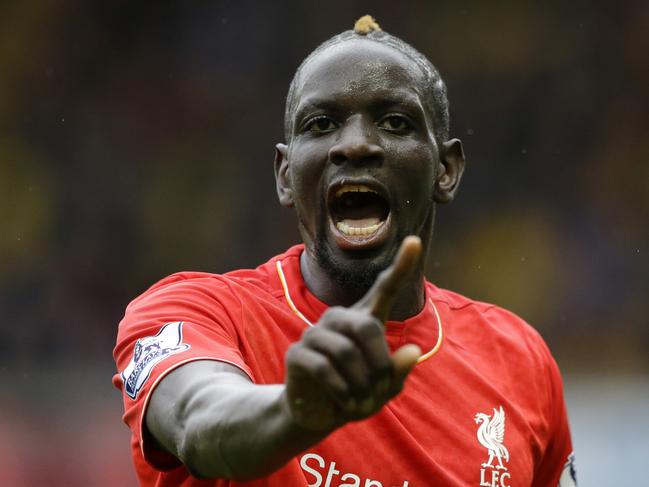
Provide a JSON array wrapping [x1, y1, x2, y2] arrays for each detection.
[[113, 244, 573, 486]]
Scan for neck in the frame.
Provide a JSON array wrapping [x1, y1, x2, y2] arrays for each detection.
[[299, 204, 436, 321], [299, 249, 426, 321]]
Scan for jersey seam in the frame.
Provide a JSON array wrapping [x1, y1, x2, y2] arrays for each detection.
[[432, 297, 497, 313]]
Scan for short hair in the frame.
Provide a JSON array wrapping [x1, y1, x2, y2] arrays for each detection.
[[284, 16, 450, 145]]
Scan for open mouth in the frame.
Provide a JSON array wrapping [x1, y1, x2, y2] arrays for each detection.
[[328, 183, 391, 248]]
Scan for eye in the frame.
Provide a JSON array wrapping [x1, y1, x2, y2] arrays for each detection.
[[305, 116, 338, 134], [378, 115, 413, 133]]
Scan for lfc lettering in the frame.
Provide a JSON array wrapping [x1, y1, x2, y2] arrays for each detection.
[[479, 468, 511, 487]]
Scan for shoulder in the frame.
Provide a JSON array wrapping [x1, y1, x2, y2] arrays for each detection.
[[123, 245, 304, 320], [114, 266, 278, 378], [125, 271, 247, 315], [429, 284, 566, 422], [429, 284, 556, 366]]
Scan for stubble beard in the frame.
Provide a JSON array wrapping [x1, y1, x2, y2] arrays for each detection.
[[298, 200, 433, 301], [312, 232, 401, 298], [296, 210, 392, 295]]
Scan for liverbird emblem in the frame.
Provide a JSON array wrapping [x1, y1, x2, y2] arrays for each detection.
[[474, 406, 509, 471]]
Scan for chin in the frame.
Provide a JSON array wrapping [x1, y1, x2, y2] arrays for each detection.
[[314, 234, 400, 293]]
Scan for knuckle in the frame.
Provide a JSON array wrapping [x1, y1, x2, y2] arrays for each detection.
[[286, 342, 300, 358], [337, 341, 357, 361], [356, 318, 382, 339], [285, 344, 304, 366], [335, 310, 364, 333], [323, 306, 345, 319], [301, 326, 318, 343], [311, 355, 329, 376], [321, 307, 349, 329]]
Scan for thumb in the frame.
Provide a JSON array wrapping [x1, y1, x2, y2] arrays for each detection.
[[391, 344, 421, 383]]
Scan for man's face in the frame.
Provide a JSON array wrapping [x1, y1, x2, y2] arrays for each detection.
[[276, 40, 449, 288]]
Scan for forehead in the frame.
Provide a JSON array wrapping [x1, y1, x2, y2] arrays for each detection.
[[295, 39, 427, 109]]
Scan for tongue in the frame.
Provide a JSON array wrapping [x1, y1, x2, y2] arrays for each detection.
[[341, 217, 381, 228]]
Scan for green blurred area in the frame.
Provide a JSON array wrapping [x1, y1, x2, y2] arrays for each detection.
[[0, 1, 647, 485]]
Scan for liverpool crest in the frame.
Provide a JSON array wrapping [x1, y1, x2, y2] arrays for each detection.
[[475, 406, 511, 486]]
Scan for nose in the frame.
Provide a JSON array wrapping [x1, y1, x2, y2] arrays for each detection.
[[328, 116, 384, 166]]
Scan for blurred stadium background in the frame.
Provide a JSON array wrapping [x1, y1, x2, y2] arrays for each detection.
[[0, 1, 647, 485]]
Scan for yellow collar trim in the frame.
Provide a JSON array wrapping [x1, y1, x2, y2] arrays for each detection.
[[276, 259, 443, 365]]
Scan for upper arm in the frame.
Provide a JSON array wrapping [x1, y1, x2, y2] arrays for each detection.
[[485, 307, 576, 486], [145, 360, 253, 462], [530, 338, 575, 487], [112, 278, 255, 470]]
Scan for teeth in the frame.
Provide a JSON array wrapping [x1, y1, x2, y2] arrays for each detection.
[[336, 220, 384, 236], [335, 184, 378, 198]]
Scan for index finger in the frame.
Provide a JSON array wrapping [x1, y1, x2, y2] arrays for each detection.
[[354, 235, 422, 322]]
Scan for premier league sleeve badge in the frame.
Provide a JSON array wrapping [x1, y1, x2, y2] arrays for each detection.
[[121, 322, 190, 399]]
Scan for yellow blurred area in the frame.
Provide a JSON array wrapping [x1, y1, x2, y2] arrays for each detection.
[[0, 2, 62, 117], [138, 141, 243, 275], [432, 208, 563, 324], [0, 139, 54, 280]]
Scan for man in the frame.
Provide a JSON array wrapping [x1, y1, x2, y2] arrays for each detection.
[[114, 16, 576, 486]]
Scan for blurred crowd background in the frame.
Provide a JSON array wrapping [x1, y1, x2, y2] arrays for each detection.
[[1, 1, 647, 485]]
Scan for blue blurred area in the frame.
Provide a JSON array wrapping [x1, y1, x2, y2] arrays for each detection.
[[565, 375, 649, 485], [0, 1, 646, 484]]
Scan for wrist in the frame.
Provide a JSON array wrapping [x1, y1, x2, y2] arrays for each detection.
[[278, 388, 335, 442]]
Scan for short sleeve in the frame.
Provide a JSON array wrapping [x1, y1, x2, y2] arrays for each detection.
[[112, 274, 253, 470], [531, 342, 576, 487]]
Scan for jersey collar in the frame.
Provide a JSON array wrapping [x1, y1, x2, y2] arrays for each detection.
[[275, 245, 443, 364]]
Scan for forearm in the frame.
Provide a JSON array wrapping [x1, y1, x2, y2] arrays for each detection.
[[156, 371, 327, 480], [186, 382, 323, 479]]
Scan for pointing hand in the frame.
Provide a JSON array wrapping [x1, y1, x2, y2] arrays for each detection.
[[284, 236, 423, 432]]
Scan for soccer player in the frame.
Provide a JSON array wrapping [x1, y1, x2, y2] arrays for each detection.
[[114, 16, 577, 486]]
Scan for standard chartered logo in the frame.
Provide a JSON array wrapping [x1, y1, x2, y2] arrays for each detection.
[[300, 453, 410, 487]]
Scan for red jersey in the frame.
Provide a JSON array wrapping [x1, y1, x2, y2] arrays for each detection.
[[113, 245, 575, 487]]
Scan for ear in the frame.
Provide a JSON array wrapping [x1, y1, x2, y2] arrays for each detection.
[[434, 138, 466, 204], [274, 143, 294, 208]]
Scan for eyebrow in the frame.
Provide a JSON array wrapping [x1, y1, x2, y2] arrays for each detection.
[[293, 98, 341, 123], [293, 91, 425, 126]]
